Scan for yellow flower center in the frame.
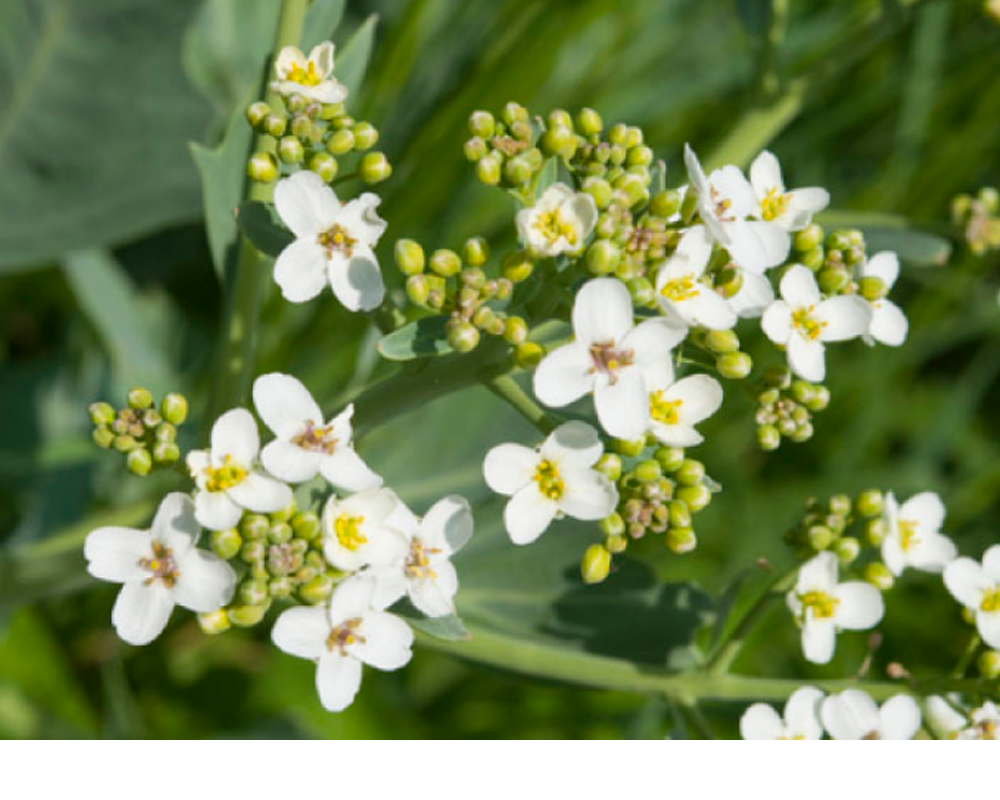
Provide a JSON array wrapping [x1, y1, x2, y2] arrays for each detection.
[[335, 514, 367, 551], [660, 274, 700, 303], [534, 459, 564, 500], [650, 390, 682, 425], [205, 454, 247, 492], [534, 209, 577, 245], [292, 420, 338, 455], [792, 306, 827, 340], [589, 341, 635, 383], [898, 519, 920, 552], [318, 223, 356, 258], [761, 188, 789, 222], [405, 538, 440, 580], [981, 587, 1000, 613], [798, 590, 839, 620], [326, 617, 365, 654], [286, 60, 322, 87], [139, 541, 179, 589]]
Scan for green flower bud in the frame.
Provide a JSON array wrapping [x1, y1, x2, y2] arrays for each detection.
[[856, 490, 884, 518], [595, 453, 622, 482], [325, 129, 354, 156], [319, 102, 345, 120], [864, 518, 888, 547], [614, 173, 649, 207], [705, 329, 739, 354], [635, 459, 662, 483], [228, 603, 269, 628], [666, 527, 697, 554], [716, 351, 753, 380], [270, 500, 297, 523], [360, 152, 392, 184], [668, 500, 692, 529], [807, 524, 835, 551], [88, 402, 115, 426], [447, 320, 480, 353], [581, 240, 619, 276], [859, 276, 887, 301], [476, 153, 502, 185], [979, 186, 1000, 213], [676, 484, 711, 512], [391, 239, 425, 276], [818, 267, 850, 295], [612, 438, 646, 458], [126, 448, 153, 476], [626, 145, 653, 167], [246, 101, 271, 129], [464, 136, 488, 162], [240, 579, 269, 606], [757, 424, 781, 451], [605, 534, 628, 554], [790, 380, 815, 405], [197, 608, 231, 635], [291, 511, 321, 543], [580, 544, 612, 585], [504, 155, 533, 185], [92, 427, 115, 449], [268, 577, 295, 599], [863, 562, 894, 592], [127, 387, 153, 410], [501, 102, 528, 126], [468, 110, 496, 139], [501, 250, 534, 282], [268, 521, 293, 544], [825, 230, 854, 251], [651, 448, 682, 473], [264, 113, 287, 138], [547, 108, 573, 129], [241, 539, 267, 564], [581, 176, 613, 210], [977, 650, 1000, 680], [540, 125, 576, 159], [471, 306, 496, 331], [829, 494, 852, 517], [152, 442, 180, 464], [800, 246, 825, 272], [309, 152, 339, 182], [834, 536, 860, 565], [576, 107, 603, 136], [504, 316, 528, 345], [429, 249, 462, 278], [608, 123, 628, 146], [112, 432, 138, 453], [514, 341, 544, 369], [794, 224, 824, 252], [806, 386, 830, 412], [210, 528, 242, 560], [649, 190, 681, 219], [278, 136, 305, 164], [352, 122, 379, 150], [462, 236, 490, 267], [600, 512, 626, 537], [405, 274, 430, 306], [157, 393, 187, 426], [141, 409, 161, 429], [300, 573, 335, 605], [241, 514, 270, 541], [627, 277, 655, 307], [247, 152, 279, 182]]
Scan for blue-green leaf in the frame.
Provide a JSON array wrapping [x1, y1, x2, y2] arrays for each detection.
[[335, 14, 378, 99], [237, 201, 293, 258], [302, 0, 347, 52], [376, 316, 453, 361]]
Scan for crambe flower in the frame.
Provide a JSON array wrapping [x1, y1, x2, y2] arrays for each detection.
[[761, 264, 871, 382], [739, 687, 825, 740], [748, 150, 830, 232], [187, 409, 293, 531], [253, 372, 381, 491], [943, 545, 1000, 648], [533, 278, 685, 440], [786, 550, 884, 664], [483, 421, 618, 545], [271, 576, 413, 712], [644, 360, 723, 448], [371, 495, 473, 618], [683, 144, 790, 273], [321, 488, 408, 572], [654, 226, 737, 331], [272, 171, 387, 308], [958, 702, 1000, 740], [820, 691, 921, 740], [84, 493, 236, 646], [516, 183, 597, 257], [272, 42, 347, 104], [857, 251, 908, 347], [881, 491, 956, 577]]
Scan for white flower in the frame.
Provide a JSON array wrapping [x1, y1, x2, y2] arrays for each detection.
[[761, 264, 871, 382], [483, 421, 618, 545], [881, 491, 956, 577], [321, 488, 408, 572], [748, 150, 830, 232], [516, 183, 597, 257], [252, 372, 381, 491], [84, 493, 236, 646], [820, 691, 921, 740], [786, 550, 884, 664], [644, 360, 723, 448], [272, 171, 387, 308], [857, 251, 908, 347], [272, 42, 347, 105], [270, 576, 413, 712], [924, 695, 970, 739], [654, 226, 738, 331], [958, 702, 1000, 740], [727, 268, 775, 319], [370, 495, 473, 618], [187, 409, 293, 531], [533, 277, 685, 440], [683, 144, 790, 273], [739, 687, 825, 740], [943, 544, 1000, 649]]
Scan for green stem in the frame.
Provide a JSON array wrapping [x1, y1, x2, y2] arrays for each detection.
[[952, 632, 981, 679], [484, 374, 555, 434]]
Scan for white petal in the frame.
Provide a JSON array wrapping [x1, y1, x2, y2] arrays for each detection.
[[558, 469, 618, 521], [869, 301, 908, 347], [194, 490, 243, 531], [226, 472, 293, 514], [643, 357, 676, 392], [272, 605, 330, 660], [305, 80, 348, 104], [833, 582, 884, 630], [863, 252, 900, 288], [566, 192, 598, 240], [252, 372, 323, 439], [420, 495, 473, 555], [659, 226, 713, 282], [976, 610, 1000, 649], [686, 290, 737, 331], [336, 193, 388, 248], [943, 557, 989, 608], [85, 527, 150, 583], [504, 486, 558, 545], [540, 420, 604, 469], [483, 443, 538, 495], [665, 374, 723, 424], [594, 370, 648, 440], [878, 695, 921, 740], [649, 421, 702, 448], [683, 144, 709, 197], [821, 691, 880, 740], [315, 653, 363, 712], [357, 526, 409, 568], [319, 448, 383, 492], [780, 264, 821, 308], [749, 150, 784, 198], [802, 617, 837, 664], [532, 343, 595, 408], [983, 545, 1000, 582], [274, 171, 339, 238], [274, 240, 328, 303], [572, 278, 634, 347], [172, 549, 236, 613], [211, 408, 259, 466], [111, 581, 174, 646], [739, 704, 785, 740], [881, 536, 907, 577], [327, 576, 376, 625], [350, 611, 413, 670], [796, 551, 838, 593], [261, 440, 322, 484], [725, 219, 790, 272], [787, 334, 826, 382], [622, 318, 686, 365], [908, 532, 957, 574], [761, 300, 792, 345], [710, 165, 757, 217], [274, 46, 307, 79], [409, 572, 456, 618], [816, 296, 871, 342], [729, 271, 774, 319], [337, 488, 399, 525], [369, 567, 408, 611], [328, 245, 385, 312], [784, 686, 825, 740], [924, 695, 967, 739], [308, 42, 335, 78], [785, 188, 829, 229]]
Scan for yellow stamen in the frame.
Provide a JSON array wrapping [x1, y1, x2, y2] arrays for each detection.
[[205, 454, 247, 492], [898, 519, 920, 552], [798, 590, 839, 620], [326, 617, 365, 653], [405, 538, 440, 580], [139, 541, 179, 589], [660, 274, 700, 303], [650, 391, 682, 425], [534, 209, 577, 245], [982, 587, 1000, 613], [761, 187, 789, 222], [292, 420, 338, 455], [287, 60, 322, 87], [318, 223, 356, 257], [334, 515, 367, 551], [792, 306, 826, 340], [534, 459, 564, 500]]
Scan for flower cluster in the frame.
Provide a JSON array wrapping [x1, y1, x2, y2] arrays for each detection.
[[952, 187, 1000, 256], [88, 387, 188, 476]]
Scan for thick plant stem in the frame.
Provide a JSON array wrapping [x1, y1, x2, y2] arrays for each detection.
[[484, 374, 556, 434]]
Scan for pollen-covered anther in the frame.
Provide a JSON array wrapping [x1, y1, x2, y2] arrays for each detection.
[[404, 538, 440, 580], [533, 459, 565, 500], [588, 341, 635, 383], [534, 209, 577, 245], [292, 419, 339, 455], [204, 454, 247, 492], [792, 305, 827, 340], [139, 541, 179, 589], [335, 514, 367, 551], [798, 590, 840, 620], [286, 60, 322, 87], [325, 617, 365, 655], [650, 391, 682, 425], [318, 223, 357, 258], [761, 187, 790, 221]]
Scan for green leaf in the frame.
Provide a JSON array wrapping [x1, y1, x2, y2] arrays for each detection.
[[335, 14, 378, 99], [0, 0, 211, 270], [817, 210, 953, 267], [393, 598, 470, 642], [376, 316, 454, 361], [302, 0, 347, 52], [237, 201, 293, 258], [535, 156, 559, 196]]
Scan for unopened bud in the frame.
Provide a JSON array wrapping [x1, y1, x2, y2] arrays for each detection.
[[92, 427, 115, 449], [676, 484, 711, 512], [514, 341, 544, 369], [211, 529, 243, 560], [241, 514, 270, 541], [705, 329, 739, 354], [246, 101, 271, 129], [462, 236, 490, 267], [834, 536, 860, 564], [127, 387, 153, 410], [197, 609, 231, 635], [595, 453, 622, 482], [405, 274, 430, 306], [429, 249, 462, 278], [716, 351, 752, 380], [612, 438, 646, 458], [576, 107, 603, 136], [152, 441, 180, 464], [649, 190, 681, 219], [676, 459, 705, 487], [794, 224, 824, 252], [666, 527, 697, 554], [228, 603, 269, 627], [476, 154, 502, 185], [864, 518, 888, 547], [247, 152, 279, 182], [126, 448, 153, 476], [468, 110, 496, 139], [352, 122, 379, 150], [360, 152, 392, 184], [504, 316, 528, 345], [504, 155, 533, 185], [501, 250, 534, 283], [88, 402, 115, 426], [309, 152, 339, 182], [465, 136, 488, 162], [856, 490, 884, 518], [978, 650, 1000, 680], [859, 276, 887, 301], [581, 544, 612, 584], [447, 320, 480, 353], [268, 521, 293, 544], [393, 239, 426, 276], [807, 525, 835, 551], [540, 125, 575, 159], [864, 562, 894, 592]]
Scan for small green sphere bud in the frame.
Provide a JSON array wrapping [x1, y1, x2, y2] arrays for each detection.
[[829, 494, 852, 517], [113, 434, 138, 453], [807, 385, 830, 412], [471, 306, 496, 331], [429, 249, 462, 278], [600, 512, 626, 538], [92, 427, 115, 449], [791, 380, 815, 405], [540, 125, 576, 159], [300, 574, 335, 605], [352, 121, 379, 150], [649, 190, 681, 219], [290, 113, 312, 139], [447, 320, 480, 353], [801, 246, 825, 272], [228, 602, 269, 627], [834, 536, 860, 565], [627, 277, 655, 307], [241, 514, 270, 541], [614, 173, 649, 207], [757, 424, 781, 451], [464, 136, 488, 162], [635, 459, 662, 483], [240, 579, 269, 607], [666, 527, 697, 554], [584, 240, 621, 275], [476, 153, 502, 185], [462, 236, 490, 267], [277, 136, 304, 164], [605, 534, 628, 554], [654, 447, 686, 472], [462, 266, 486, 289], [818, 266, 850, 295], [514, 341, 545, 369], [88, 402, 115, 426], [360, 152, 392, 184], [856, 490, 884, 518], [608, 123, 628, 146], [794, 224, 824, 252], [210, 528, 243, 560], [504, 155, 533, 185], [864, 562, 895, 592], [309, 152, 339, 182], [159, 393, 188, 426], [126, 448, 153, 476], [676, 485, 711, 512], [581, 544, 612, 585], [612, 438, 646, 458], [675, 459, 704, 487], [268, 522, 293, 544], [626, 145, 653, 167], [504, 316, 529, 345], [127, 387, 153, 410], [501, 250, 534, 283], [581, 176, 613, 210], [263, 113, 287, 139], [977, 650, 1000, 680], [268, 502, 296, 524], [152, 441, 180, 464], [394, 239, 426, 276], [246, 101, 271, 128], [716, 351, 753, 380], [668, 500, 692, 529], [291, 511, 321, 542], [825, 230, 854, 251], [576, 107, 603, 136], [269, 577, 295, 599], [197, 608, 231, 635], [547, 108, 573, 130], [141, 409, 162, 428], [595, 453, 622, 482], [468, 110, 496, 139], [979, 186, 1000, 213], [859, 276, 888, 301], [807, 524, 835, 551], [325, 129, 355, 156], [405, 274, 430, 306], [501, 102, 528, 126], [864, 518, 888, 547], [247, 151, 279, 182], [705, 329, 740, 354], [241, 539, 267, 564]]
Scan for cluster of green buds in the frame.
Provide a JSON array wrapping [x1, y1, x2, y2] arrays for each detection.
[[686, 328, 754, 381], [198, 501, 343, 633], [88, 388, 188, 476], [754, 366, 829, 450], [581, 443, 716, 583], [952, 187, 1000, 256], [245, 97, 391, 186], [465, 103, 546, 199], [394, 236, 531, 354], [791, 224, 878, 299]]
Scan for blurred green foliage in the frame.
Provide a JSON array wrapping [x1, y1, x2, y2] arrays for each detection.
[[1, 0, 999, 738]]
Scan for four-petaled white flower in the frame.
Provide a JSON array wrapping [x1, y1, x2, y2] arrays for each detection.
[[84, 493, 236, 646], [786, 550, 884, 664], [943, 544, 1000, 649], [654, 226, 737, 331], [881, 491, 956, 577], [857, 251, 908, 347], [516, 183, 597, 258], [271, 576, 413, 712], [371, 495, 474, 618], [820, 691, 921, 740], [533, 277, 685, 440], [187, 409, 293, 531], [483, 421, 618, 545], [321, 487, 408, 572], [748, 150, 830, 232], [761, 264, 871, 382], [273, 171, 388, 308], [683, 144, 790, 273], [727, 267, 775, 320], [739, 686, 825, 740], [957, 702, 1000, 740], [253, 372, 381, 492], [272, 42, 347, 105], [644, 359, 723, 448]]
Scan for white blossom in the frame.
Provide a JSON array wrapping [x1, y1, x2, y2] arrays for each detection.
[[187, 409, 293, 531], [943, 544, 1000, 649], [516, 183, 597, 257], [84, 493, 236, 646], [924, 695, 971, 740], [483, 421, 618, 545], [857, 251, 908, 347], [739, 686, 825, 740], [748, 150, 830, 232], [272, 42, 347, 105], [272, 171, 387, 308], [270, 576, 413, 712], [644, 359, 723, 448], [821, 691, 921, 740], [533, 277, 685, 440], [321, 488, 408, 572], [957, 702, 1000, 740], [654, 226, 738, 331], [881, 491, 956, 577]]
